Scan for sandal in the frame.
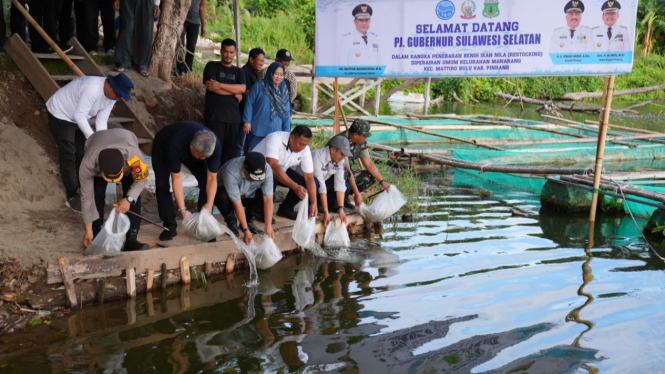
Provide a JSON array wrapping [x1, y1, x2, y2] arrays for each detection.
[[114, 66, 126, 72], [139, 70, 149, 77]]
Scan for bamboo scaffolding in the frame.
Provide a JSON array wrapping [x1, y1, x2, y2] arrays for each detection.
[[589, 75, 616, 222], [583, 120, 660, 135], [540, 114, 665, 146], [365, 119, 505, 151]]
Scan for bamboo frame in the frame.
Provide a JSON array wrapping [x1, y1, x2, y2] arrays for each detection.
[[589, 76, 616, 222]]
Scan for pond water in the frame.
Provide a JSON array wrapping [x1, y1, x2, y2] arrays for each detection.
[[4, 174, 665, 373]]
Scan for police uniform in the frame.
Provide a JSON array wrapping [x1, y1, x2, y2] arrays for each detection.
[[339, 4, 381, 65], [593, 1, 631, 52], [549, 0, 592, 53]]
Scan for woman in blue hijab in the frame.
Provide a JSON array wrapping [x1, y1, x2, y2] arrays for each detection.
[[241, 62, 291, 153]]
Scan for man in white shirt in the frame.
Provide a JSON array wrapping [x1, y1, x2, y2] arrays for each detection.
[[46, 73, 134, 212], [549, 0, 592, 54], [251, 125, 317, 221], [296, 136, 352, 227], [592, 0, 631, 52], [338, 3, 381, 66]]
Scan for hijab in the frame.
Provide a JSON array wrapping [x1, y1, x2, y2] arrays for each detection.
[[261, 62, 289, 122]]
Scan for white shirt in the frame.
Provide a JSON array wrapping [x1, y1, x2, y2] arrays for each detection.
[[297, 146, 346, 195], [46, 76, 116, 139], [592, 24, 631, 52], [252, 132, 313, 173], [338, 29, 381, 65], [549, 26, 593, 53]]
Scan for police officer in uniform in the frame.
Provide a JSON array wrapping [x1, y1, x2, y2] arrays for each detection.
[[338, 3, 381, 65], [593, 0, 630, 52], [549, 0, 592, 53]]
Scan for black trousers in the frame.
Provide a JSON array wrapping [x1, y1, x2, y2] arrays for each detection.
[[58, 0, 74, 48], [152, 148, 225, 232], [205, 120, 241, 166], [177, 21, 199, 74], [217, 184, 265, 223], [10, 0, 28, 42], [281, 172, 338, 212], [0, 4, 6, 48], [27, 0, 62, 53], [75, 0, 115, 53], [48, 113, 85, 198], [92, 175, 142, 232]]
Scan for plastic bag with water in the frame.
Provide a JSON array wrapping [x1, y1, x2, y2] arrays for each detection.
[[291, 196, 325, 256], [84, 210, 131, 257], [324, 219, 351, 248], [254, 236, 283, 270], [182, 208, 224, 242], [359, 186, 408, 223]]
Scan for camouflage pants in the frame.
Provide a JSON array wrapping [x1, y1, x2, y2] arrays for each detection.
[[345, 169, 376, 198]]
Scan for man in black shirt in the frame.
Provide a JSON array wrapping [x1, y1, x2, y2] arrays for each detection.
[[236, 47, 265, 157], [203, 38, 247, 166], [152, 122, 223, 241]]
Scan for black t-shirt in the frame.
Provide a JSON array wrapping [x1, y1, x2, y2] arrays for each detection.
[[153, 121, 222, 173], [240, 63, 259, 115], [203, 62, 246, 123]]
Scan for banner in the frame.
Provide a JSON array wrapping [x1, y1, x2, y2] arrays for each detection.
[[315, 0, 638, 78]]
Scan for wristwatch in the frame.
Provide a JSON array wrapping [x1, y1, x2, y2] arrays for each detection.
[[177, 206, 187, 212], [241, 227, 249, 233], [127, 196, 136, 204]]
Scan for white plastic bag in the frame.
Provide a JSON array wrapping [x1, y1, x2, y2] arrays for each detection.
[[324, 220, 351, 248], [292, 195, 317, 249], [359, 186, 408, 222], [85, 210, 131, 257], [182, 208, 224, 242], [254, 236, 283, 270]]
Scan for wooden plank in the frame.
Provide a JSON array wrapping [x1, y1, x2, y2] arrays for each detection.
[[146, 268, 154, 291], [50, 75, 78, 81], [67, 37, 103, 76], [47, 254, 133, 284], [34, 53, 84, 60], [180, 257, 190, 284], [5, 34, 60, 101], [58, 258, 78, 310], [96, 278, 105, 305], [125, 268, 136, 298]]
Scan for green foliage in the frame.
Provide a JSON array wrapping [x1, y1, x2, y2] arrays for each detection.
[[650, 221, 665, 236]]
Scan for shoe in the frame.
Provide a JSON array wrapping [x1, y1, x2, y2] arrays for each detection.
[[253, 215, 276, 224], [224, 216, 239, 237], [247, 221, 264, 235], [60, 45, 73, 54], [65, 195, 82, 212], [276, 207, 297, 220], [124, 228, 150, 251], [208, 238, 217, 243], [106, 48, 114, 56], [344, 199, 356, 209], [159, 229, 177, 241], [88, 50, 98, 56]]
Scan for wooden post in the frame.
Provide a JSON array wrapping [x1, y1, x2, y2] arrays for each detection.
[[424, 77, 432, 115], [126, 298, 137, 325], [96, 278, 105, 305], [589, 75, 616, 223], [226, 253, 237, 274], [125, 268, 136, 298], [204, 261, 213, 277], [374, 78, 382, 116], [59, 258, 78, 310], [146, 268, 154, 292], [334, 77, 340, 135], [359, 83, 366, 107], [146, 292, 155, 317], [233, 0, 241, 68], [311, 77, 319, 114], [180, 257, 191, 284], [180, 284, 191, 310], [161, 263, 168, 290]]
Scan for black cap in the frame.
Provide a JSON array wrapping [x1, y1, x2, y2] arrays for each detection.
[[244, 152, 267, 181], [352, 4, 373, 19], [601, 0, 620, 12], [564, 0, 584, 13], [99, 149, 125, 183], [276, 49, 294, 62]]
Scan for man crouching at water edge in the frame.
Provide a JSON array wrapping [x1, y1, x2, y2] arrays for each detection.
[[218, 152, 275, 244], [250, 125, 317, 221], [152, 122, 223, 241], [297, 136, 352, 227], [332, 118, 391, 208], [80, 129, 149, 251]]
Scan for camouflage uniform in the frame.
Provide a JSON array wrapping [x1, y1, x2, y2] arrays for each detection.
[[332, 118, 376, 194]]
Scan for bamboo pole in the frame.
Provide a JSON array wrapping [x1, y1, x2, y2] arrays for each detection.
[[10, 0, 84, 77], [561, 174, 665, 204], [337, 95, 349, 132], [233, 0, 241, 68], [589, 76, 616, 222], [583, 120, 659, 135], [408, 113, 591, 139], [365, 119, 505, 151], [333, 78, 340, 135]]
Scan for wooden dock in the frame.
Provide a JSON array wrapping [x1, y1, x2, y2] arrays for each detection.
[[36, 212, 382, 311]]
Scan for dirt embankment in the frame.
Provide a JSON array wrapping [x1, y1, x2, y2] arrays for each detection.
[[0, 68, 205, 334]]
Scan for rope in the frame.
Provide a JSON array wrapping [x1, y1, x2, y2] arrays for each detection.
[[479, 164, 491, 174], [607, 178, 665, 262]]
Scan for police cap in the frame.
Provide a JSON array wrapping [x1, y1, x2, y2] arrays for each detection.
[[564, 0, 585, 13], [352, 4, 373, 19], [601, 0, 621, 13]]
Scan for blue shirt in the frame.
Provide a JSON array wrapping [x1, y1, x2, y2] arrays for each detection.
[[153, 121, 222, 173], [242, 82, 291, 137], [221, 156, 274, 201]]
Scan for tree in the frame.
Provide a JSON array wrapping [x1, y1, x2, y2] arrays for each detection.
[[638, 0, 665, 55], [149, 0, 193, 81]]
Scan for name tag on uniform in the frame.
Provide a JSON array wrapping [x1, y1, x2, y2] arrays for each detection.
[[353, 42, 361, 45]]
